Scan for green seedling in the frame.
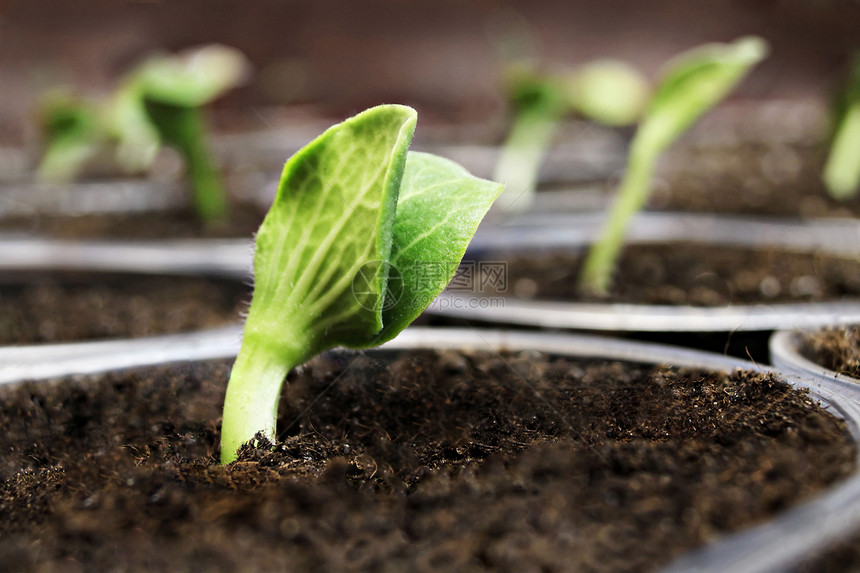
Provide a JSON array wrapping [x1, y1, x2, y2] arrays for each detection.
[[578, 36, 768, 295], [35, 45, 249, 223], [35, 92, 103, 182], [493, 61, 568, 211], [111, 44, 251, 222], [220, 105, 503, 464], [494, 59, 648, 211], [823, 53, 860, 200]]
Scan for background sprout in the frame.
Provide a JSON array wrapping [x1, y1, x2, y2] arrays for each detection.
[[107, 80, 161, 175], [111, 44, 251, 222], [563, 59, 649, 127], [578, 36, 769, 296], [823, 53, 860, 200], [220, 105, 503, 464], [35, 91, 103, 183], [34, 45, 250, 223], [493, 61, 567, 211], [493, 59, 648, 212]]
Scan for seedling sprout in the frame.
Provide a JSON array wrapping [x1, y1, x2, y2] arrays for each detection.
[[35, 92, 103, 183], [823, 53, 860, 200], [578, 36, 768, 295], [36, 45, 249, 223], [220, 105, 503, 463], [113, 45, 250, 222], [493, 59, 648, 211]]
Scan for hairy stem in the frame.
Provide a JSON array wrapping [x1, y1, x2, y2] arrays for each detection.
[[220, 328, 306, 464]]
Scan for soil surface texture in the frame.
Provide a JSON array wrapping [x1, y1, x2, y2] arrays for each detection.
[[802, 325, 860, 379], [491, 244, 860, 306], [0, 272, 248, 344], [797, 533, 860, 573], [0, 349, 854, 572], [653, 143, 860, 219], [0, 201, 265, 240]]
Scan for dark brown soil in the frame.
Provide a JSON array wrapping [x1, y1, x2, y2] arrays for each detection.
[[653, 143, 860, 219], [0, 201, 266, 240], [801, 325, 860, 379], [797, 534, 860, 573], [492, 244, 859, 306], [0, 349, 854, 572], [0, 272, 248, 344]]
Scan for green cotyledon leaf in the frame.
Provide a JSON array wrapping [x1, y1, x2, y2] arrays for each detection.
[[635, 36, 768, 159], [137, 44, 251, 108], [221, 104, 416, 463], [246, 104, 416, 355], [370, 151, 503, 344]]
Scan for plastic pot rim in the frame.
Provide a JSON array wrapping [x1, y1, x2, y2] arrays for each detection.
[[429, 212, 860, 332], [771, 327, 860, 389]]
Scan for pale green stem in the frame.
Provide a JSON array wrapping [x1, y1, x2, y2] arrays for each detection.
[[144, 100, 228, 223], [220, 328, 305, 464], [578, 144, 657, 295], [36, 138, 97, 183], [493, 107, 561, 212], [823, 101, 860, 200], [184, 124, 228, 223]]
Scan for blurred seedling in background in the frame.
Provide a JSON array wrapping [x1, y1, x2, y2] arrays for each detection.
[[35, 91, 103, 183], [578, 36, 769, 295], [111, 44, 250, 222], [36, 44, 250, 223], [220, 105, 503, 463], [493, 59, 649, 211], [823, 52, 860, 200]]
